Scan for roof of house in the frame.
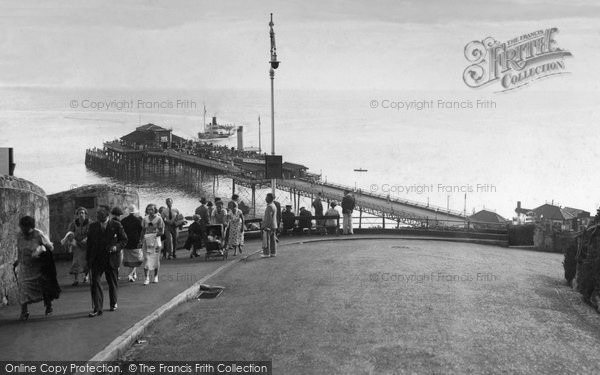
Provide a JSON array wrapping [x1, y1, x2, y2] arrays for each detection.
[[532, 203, 575, 221], [469, 209, 507, 223], [562, 207, 591, 218]]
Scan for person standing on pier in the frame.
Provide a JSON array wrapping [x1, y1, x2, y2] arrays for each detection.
[[121, 205, 143, 282], [341, 190, 356, 235], [87, 205, 128, 317], [312, 192, 325, 235], [162, 198, 182, 259], [261, 193, 278, 258]]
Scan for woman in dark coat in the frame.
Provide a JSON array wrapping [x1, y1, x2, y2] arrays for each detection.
[[188, 215, 204, 258], [121, 204, 143, 282], [14, 216, 61, 320]]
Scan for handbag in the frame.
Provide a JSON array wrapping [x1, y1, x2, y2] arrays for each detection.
[[144, 233, 160, 252]]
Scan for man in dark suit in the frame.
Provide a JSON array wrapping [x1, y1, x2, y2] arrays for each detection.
[[87, 205, 128, 317]]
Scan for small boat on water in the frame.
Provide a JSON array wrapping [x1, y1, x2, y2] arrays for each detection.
[[198, 116, 236, 140]]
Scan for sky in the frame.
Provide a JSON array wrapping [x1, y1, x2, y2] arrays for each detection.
[[1, 0, 599, 91], [2, 0, 600, 219]]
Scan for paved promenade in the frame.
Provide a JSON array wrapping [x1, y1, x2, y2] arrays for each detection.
[[2, 235, 600, 374], [0, 245, 242, 361], [126, 238, 600, 374]]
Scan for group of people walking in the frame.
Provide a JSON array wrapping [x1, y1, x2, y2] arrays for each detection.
[[188, 195, 245, 257], [13, 190, 356, 320], [13, 195, 251, 320]]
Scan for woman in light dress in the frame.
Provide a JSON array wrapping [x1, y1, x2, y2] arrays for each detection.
[[141, 204, 164, 285], [62, 207, 90, 286], [226, 201, 244, 256]]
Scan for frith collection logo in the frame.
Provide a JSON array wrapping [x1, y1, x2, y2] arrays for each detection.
[[463, 28, 572, 92]]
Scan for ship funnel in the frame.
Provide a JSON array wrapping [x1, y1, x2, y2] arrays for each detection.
[[237, 126, 244, 151]]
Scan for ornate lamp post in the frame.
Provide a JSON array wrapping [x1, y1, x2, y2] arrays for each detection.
[[269, 13, 280, 195]]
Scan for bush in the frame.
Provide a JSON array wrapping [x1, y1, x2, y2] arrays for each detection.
[[563, 242, 577, 285], [575, 226, 600, 311]]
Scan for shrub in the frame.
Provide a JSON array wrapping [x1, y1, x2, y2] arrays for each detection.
[[563, 242, 577, 285], [575, 226, 600, 311]]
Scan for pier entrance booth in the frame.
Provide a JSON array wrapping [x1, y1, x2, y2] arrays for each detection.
[[48, 184, 139, 257]]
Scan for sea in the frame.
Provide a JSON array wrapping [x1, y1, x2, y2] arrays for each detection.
[[1, 86, 598, 220]]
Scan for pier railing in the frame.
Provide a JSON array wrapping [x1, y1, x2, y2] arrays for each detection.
[[278, 179, 467, 218]]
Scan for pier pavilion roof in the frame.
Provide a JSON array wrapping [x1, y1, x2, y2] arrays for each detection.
[[121, 123, 186, 145], [136, 123, 168, 132], [121, 129, 156, 143], [282, 162, 308, 171]]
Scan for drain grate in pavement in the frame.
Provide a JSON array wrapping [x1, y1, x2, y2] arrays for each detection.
[[391, 245, 410, 249], [196, 284, 225, 299], [198, 290, 223, 299]]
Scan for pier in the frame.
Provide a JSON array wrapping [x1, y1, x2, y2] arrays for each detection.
[[85, 123, 470, 229]]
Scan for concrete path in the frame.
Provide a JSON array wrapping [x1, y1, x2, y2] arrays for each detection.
[[0, 247, 237, 361], [124, 239, 600, 374]]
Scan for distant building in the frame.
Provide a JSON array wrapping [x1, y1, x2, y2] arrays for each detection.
[[282, 162, 309, 179], [238, 162, 266, 180], [514, 201, 590, 230], [562, 206, 592, 229], [515, 201, 534, 224], [468, 209, 507, 230], [121, 123, 186, 150], [469, 209, 507, 223]]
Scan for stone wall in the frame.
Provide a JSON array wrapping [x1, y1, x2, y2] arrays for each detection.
[[0, 175, 49, 306], [48, 184, 139, 255], [534, 222, 576, 253]]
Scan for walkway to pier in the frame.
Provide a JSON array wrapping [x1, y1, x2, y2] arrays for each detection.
[[277, 179, 466, 224]]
